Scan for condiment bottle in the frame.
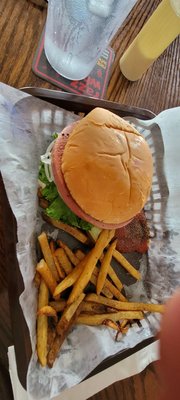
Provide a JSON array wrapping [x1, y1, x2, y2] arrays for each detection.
[[119, 0, 180, 81]]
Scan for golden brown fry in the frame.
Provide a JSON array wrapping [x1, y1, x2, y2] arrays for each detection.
[[86, 293, 124, 305], [108, 266, 123, 292], [53, 265, 82, 297], [93, 268, 127, 301], [67, 229, 115, 304], [81, 301, 108, 314], [49, 300, 66, 312], [47, 335, 64, 368], [76, 253, 122, 299], [42, 213, 88, 244], [103, 319, 120, 331], [90, 273, 113, 299], [37, 280, 49, 367], [50, 240, 56, 254], [59, 293, 85, 331], [85, 294, 165, 313], [37, 305, 58, 321], [113, 249, 141, 281], [38, 279, 49, 309], [107, 307, 118, 313], [47, 294, 85, 367], [53, 254, 66, 280], [75, 249, 85, 261], [53, 252, 92, 297], [39, 197, 49, 209], [98, 239, 121, 292], [54, 248, 73, 275], [99, 253, 104, 263], [57, 240, 79, 266], [120, 320, 129, 334], [77, 311, 143, 326], [34, 271, 41, 288], [115, 320, 130, 340], [120, 320, 129, 329], [97, 240, 117, 295], [36, 259, 57, 296], [38, 232, 59, 281], [103, 282, 126, 302], [47, 326, 56, 352], [49, 239, 65, 280]]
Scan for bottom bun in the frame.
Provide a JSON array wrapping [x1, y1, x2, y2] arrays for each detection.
[[52, 123, 133, 230]]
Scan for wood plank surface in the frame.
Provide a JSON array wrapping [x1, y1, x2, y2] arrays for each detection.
[[0, 200, 14, 400], [107, 1, 180, 113], [90, 363, 159, 400], [0, 0, 179, 399]]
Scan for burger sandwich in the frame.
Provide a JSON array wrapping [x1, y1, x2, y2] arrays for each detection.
[[38, 107, 153, 240]]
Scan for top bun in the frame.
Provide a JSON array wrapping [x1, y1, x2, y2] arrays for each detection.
[[61, 108, 153, 225]]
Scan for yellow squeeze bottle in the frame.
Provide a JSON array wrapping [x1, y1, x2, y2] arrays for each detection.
[[119, 0, 180, 81]]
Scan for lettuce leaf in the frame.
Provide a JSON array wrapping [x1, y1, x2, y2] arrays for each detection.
[[45, 196, 92, 231], [52, 132, 59, 139], [38, 162, 49, 185], [39, 163, 92, 231], [42, 182, 59, 202]]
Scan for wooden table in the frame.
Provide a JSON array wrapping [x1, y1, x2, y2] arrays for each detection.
[[0, 0, 179, 399]]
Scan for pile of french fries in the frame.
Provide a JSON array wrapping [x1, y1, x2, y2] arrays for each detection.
[[35, 225, 165, 368]]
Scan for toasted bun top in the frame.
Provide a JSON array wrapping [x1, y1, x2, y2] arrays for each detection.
[[61, 108, 153, 224]]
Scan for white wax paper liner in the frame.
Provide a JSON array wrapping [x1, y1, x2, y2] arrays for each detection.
[[0, 83, 180, 399]]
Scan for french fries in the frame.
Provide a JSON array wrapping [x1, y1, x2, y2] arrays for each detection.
[[54, 248, 73, 275], [75, 250, 114, 299], [81, 301, 108, 314], [37, 280, 49, 367], [93, 267, 127, 302], [37, 305, 58, 321], [57, 240, 80, 266], [113, 249, 141, 281], [77, 311, 144, 326], [100, 253, 123, 291], [34, 271, 41, 288], [108, 266, 123, 292], [85, 294, 165, 313], [35, 225, 165, 368], [38, 232, 59, 281], [103, 320, 120, 331], [90, 273, 113, 299], [97, 240, 117, 295], [47, 326, 56, 352], [42, 213, 88, 244], [36, 259, 57, 296], [67, 229, 115, 304], [57, 293, 85, 335], [47, 293, 85, 367], [50, 240, 56, 254], [75, 249, 85, 261], [120, 320, 130, 334], [53, 254, 66, 280], [53, 251, 93, 297], [49, 300, 66, 312]]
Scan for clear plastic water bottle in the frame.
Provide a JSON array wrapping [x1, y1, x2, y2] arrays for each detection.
[[44, 0, 138, 80]]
